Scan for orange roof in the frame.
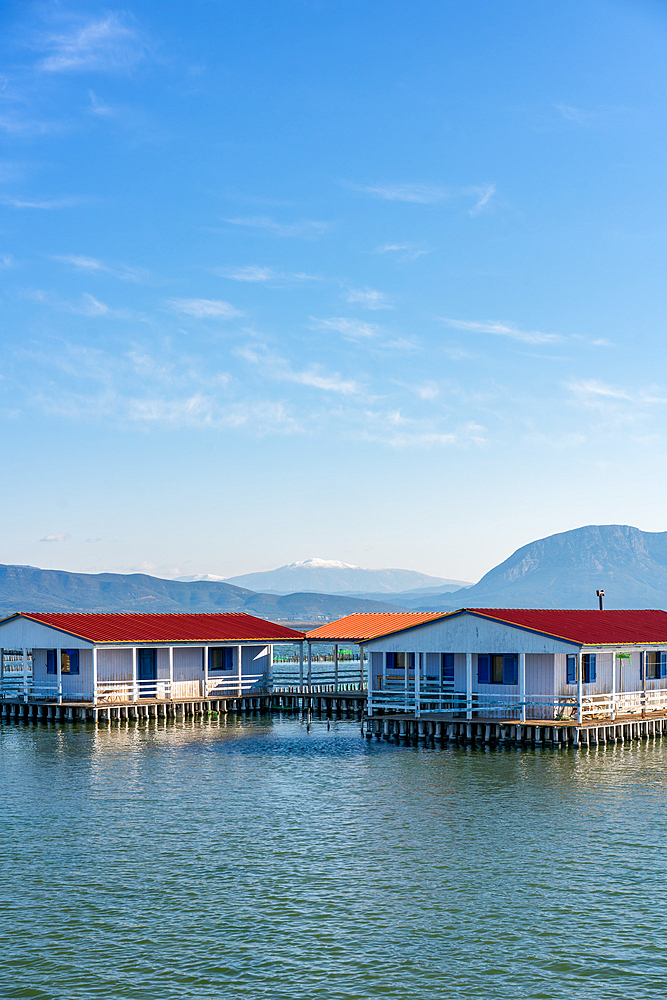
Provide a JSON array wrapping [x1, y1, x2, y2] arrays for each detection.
[[305, 612, 449, 643], [1, 612, 305, 645]]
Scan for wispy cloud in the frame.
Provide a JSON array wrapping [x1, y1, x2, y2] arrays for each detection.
[[18, 338, 299, 434], [238, 344, 361, 395], [29, 290, 144, 322], [168, 298, 243, 319], [310, 317, 380, 340], [566, 378, 631, 402], [40, 532, 70, 542], [376, 242, 432, 259], [223, 217, 331, 238], [349, 182, 496, 213], [344, 287, 393, 310], [36, 14, 149, 75], [442, 318, 561, 345], [1, 196, 84, 209], [52, 254, 147, 281], [215, 265, 321, 282], [555, 104, 595, 125]]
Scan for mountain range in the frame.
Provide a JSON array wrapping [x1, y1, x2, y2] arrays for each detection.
[[222, 558, 469, 594], [0, 564, 405, 621], [407, 524, 667, 610], [1, 524, 666, 623]]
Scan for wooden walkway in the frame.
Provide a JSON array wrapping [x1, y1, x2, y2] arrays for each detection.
[[365, 713, 667, 747]]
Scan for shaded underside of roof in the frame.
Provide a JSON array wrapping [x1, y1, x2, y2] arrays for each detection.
[[465, 608, 667, 645], [4, 612, 305, 644], [305, 611, 449, 643]]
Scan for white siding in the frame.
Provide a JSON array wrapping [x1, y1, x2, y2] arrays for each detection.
[[0, 618, 93, 649], [364, 613, 577, 656]]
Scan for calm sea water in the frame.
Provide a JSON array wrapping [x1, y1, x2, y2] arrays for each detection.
[[2, 715, 667, 1000]]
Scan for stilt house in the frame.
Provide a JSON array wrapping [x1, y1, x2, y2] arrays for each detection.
[[0, 612, 305, 704]]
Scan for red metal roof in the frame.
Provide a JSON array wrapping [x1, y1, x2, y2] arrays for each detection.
[[3, 612, 305, 645], [305, 612, 449, 643], [463, 609, 667, 646]]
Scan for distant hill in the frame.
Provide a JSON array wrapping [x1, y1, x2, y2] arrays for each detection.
[[0, 564, 407, 622], [224, 558, 469, 594], [409, 525, 667, 610]]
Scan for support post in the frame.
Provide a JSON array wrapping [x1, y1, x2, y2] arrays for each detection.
[[237, 645, 243, 697], [611, 650, 616, 721], [22, 647, 28, 702], [132, 647, 138, 703], [466, 652, 473, 720], [334, 644, 339, 691], [404, 652, 409, 710], [57, 647, 62, 704], [519, 652, 526, 723], [307, 641, 312, 689], [299, 642, 304, 688], [577, 650, 582, 725], [169, 646, 174, 700], [267, 644, 273, 693], [359, 645, 364, 692], [203, 645, 209, 698], [92, 647, 98, 705], [0, 647, 4, 697], [367, 647, 373, 716], [414, 651, 421, 718]]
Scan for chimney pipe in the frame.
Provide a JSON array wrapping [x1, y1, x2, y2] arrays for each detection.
[[596, 589, 605, 611]]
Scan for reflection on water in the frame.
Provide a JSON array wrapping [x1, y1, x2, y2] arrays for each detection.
[[2, 714, 667, 1000]]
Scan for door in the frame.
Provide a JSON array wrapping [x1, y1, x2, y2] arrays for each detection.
[[137, 648, 157, 697]]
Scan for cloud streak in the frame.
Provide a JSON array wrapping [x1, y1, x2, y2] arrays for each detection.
[[37, 14, 149, 74], [349, 182, 496, 212], [215, 265, 321, 282], [52, 254, 147, 281], [168, 298, 243, 319], [238, 344, 361, 395], [223, 217, 331, 238], [442, 318, 561, 345]]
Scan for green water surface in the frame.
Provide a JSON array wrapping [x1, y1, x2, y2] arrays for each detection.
[[1, 715, 666, 1000]]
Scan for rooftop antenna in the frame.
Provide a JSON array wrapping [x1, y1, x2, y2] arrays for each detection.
[[596, 589, 605, 611]]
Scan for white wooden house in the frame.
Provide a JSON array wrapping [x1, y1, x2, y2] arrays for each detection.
[[0, 612, 305, 704], [361, 608, 667, 723]]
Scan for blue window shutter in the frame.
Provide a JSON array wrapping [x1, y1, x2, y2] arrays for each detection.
[[224, 648, 232, 670], [46, 649, 56, 675], [478, 655, 491, 684], [503, 655, 518, 685], [409, 653, 415, 669], [566, 655, 576, 684], [443, 653, 455, 682], [640, 652, 644, 682], [660, 652, 667, 679], [589, 654, 596, 682], [386, 652, 394, 670]]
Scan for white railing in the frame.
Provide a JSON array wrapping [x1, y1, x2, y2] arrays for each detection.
[[96, 679, 173, 703], [205, 672, 267, 697], [272, 665, 366, 692], [370, 685, 667, 720], [1, 677, 59, 700]]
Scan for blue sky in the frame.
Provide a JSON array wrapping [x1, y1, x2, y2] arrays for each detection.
[[2, 0, 667, 583]]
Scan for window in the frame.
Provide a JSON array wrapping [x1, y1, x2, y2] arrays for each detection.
[[47, 649, 57, 675], [582, 653, 596, 683], [210, 647, 233, 672], [478, 654, 518, 685], [61, 649, 79, 675], [566, 655, 577, 684], [646, 652, 667, 680], [385, 652, 415, 670], [442, 653, 455, 683]]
